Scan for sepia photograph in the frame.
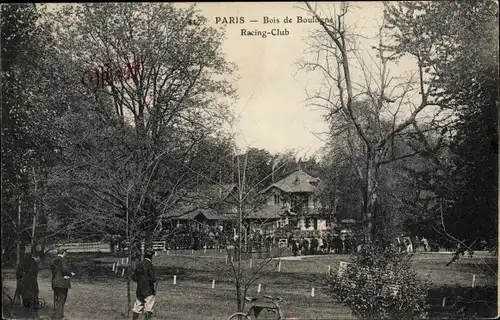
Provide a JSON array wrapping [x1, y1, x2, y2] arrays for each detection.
[[1, 2, 498, 319]]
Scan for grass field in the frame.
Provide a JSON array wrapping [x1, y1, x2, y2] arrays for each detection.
[[2, 250, 497, 320]]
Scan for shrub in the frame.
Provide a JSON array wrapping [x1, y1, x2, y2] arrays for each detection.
[[328, 245, 431, 319]]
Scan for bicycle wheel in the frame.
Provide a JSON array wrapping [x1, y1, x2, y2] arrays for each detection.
[[227, 312, 250, 320]]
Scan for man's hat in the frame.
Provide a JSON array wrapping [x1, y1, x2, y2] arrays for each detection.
[[144, 249, 154, 257]]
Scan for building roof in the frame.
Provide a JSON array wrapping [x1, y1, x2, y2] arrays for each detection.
[[244, 204, 296, 220], [261, 169, 320, 194], [193, 209, 237, 221]]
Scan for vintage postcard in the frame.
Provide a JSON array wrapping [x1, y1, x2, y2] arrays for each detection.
[[1, 2, 498, 319]]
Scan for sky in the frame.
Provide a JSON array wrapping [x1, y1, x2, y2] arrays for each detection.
[[44, 2, 420, 159], [176, 2, 391, 158]]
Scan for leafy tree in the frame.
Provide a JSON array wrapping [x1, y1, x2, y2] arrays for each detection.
[[41, 3, 237, 314], [384, 0, 499, 252], [1, 4, 76, 264], [47, 2, 237, 249]]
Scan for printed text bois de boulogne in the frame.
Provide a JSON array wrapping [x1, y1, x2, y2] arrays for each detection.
[[215, 16, 331, 38]]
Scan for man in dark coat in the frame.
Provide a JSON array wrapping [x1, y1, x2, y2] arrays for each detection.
[[291, 238, 299, 256], [20, 252, 41, 310], [301, 238, 310, 255], [131, 249, 156, 320], [310, 237, 319, 255], [51, 248, 75, 320]]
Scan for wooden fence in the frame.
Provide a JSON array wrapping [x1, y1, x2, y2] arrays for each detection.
[[46, 242, 111, 253]]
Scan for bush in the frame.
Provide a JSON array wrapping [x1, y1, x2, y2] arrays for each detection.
[[328, 245, 431, 319]]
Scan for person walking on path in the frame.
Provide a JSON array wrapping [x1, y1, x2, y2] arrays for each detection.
[[131, 249, 157, 320], [51, 248, 75, 320]]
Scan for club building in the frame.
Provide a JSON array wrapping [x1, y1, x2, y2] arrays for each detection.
[[165, 168, 358, 240]]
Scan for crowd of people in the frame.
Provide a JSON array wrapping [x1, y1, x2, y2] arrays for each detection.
[[288, 234, 359, 256]]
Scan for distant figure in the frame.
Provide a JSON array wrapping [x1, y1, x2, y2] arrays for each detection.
[[344, 237, 351, 254], [326, 235, 333, 254], [480, 239, 487, 251], [132, 249, 157, 320], [301, 238, 310, 255], [404, 237, 413, 253], [51, 248, 75, 320], [291, 239, 299, 256], [310, 237, 319, 255], [333, 236, 342, 254], [420, 237, 429, 252], [413, 236, 420, 253], [193, 232, 200, 250], [318, 237, 324, 254]]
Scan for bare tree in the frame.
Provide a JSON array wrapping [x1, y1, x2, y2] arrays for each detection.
[[299, 2, 452, 243]]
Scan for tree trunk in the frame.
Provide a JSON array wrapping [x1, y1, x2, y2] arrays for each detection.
[[364, 153, 379, 244], [31, 211, 37, 254], [31, 167, 38, 254], [16, 198, 22, 266], [127, 245, 132, 317]]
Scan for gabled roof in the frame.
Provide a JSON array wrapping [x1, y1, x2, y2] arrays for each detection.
[[261, 169, 320, 194], [193, 209, 237, 221], [245, 204, 283, 220], [244, 204, 296, 220]]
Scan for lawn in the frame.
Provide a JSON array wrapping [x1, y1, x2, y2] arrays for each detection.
[[2, 250, 497, 320]]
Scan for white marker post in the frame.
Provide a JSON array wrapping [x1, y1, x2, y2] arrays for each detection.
[[257, 283, 262, 293], [212, 279, 215, 289], [225, 255, 228, 264], [204, 247, 207, 254], [191, 249, 194, 255], [122, 268, 125, 277], [278, 260, 281, 272], [472, 274, 476, 287], [167, 250, 169, 256], [173, 275, 177, 285], [311, 287, 315, 297], [112, 262, 116, 272], [327, 265, 331, 275], [155, 251, 157, 257], [442, 297, 446, 307]]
